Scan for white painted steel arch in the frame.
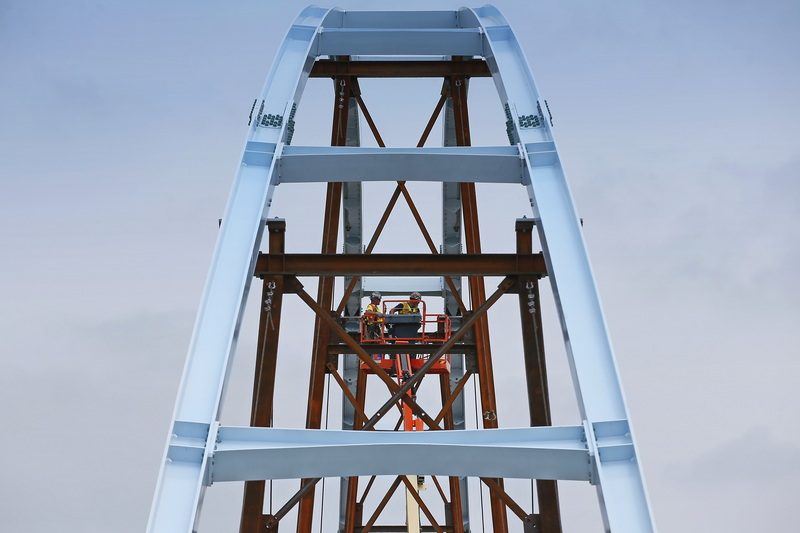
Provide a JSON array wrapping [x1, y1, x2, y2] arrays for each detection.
[[147, 6, 657, 532]]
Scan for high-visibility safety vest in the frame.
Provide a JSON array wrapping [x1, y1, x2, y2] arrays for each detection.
[[364, 303, 384, 324], [398, 301, 420, 314]]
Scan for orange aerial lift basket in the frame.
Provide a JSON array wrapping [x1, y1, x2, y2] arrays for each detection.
[[359, 299, 452, 374]]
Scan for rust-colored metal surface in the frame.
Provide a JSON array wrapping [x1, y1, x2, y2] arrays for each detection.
[[310, 59, 491, 78], [239, 60, 561, 533], [516, 219, 563, 533], [448, 71, 509, 533], [255, 253, 546, 277], [296, 74, 352, 533], [240, 220, 286, 533]]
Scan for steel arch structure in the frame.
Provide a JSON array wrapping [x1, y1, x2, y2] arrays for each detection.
[[148, 6, 656, 533]]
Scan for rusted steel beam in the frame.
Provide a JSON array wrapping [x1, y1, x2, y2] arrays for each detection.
[[449, 70, 507, 532], [361, 476, 405, 533], [411, 91, 462, 317], [353, 88, 385, 147], [345, 477, 360, 533], [516, 220, 563, 533], [326, 361, 371, 428], [434, 370, 474, 426], [479, 478, 528, 521], [439, 370, 466, 533], [335, 183, 403, 314], [327, 344, 476, 356], [358, 88, 467, 318], [516, 220, 553, 428], [256, 253, 546, 277], [354, 524, 455, 533], [419, 90, 449, 148], [345, 373, 369, 533], [240, 220, 286, 533], [310, 59, 491, 78], [298, 74, 352, 533], [266, 478, 321, 530]]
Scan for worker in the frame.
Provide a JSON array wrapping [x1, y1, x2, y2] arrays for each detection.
[[390, 291, 422, 315], [363, 292, 385, 340], [389, 291, 423, 344]]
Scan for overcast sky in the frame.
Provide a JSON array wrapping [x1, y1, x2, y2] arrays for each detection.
[[2, 1, 799, 532]]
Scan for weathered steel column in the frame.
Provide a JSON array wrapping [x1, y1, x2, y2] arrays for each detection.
[[450, 72, 509, 533], [442, 78, 468, 533], [516, 219, 562, 533], [297, 74, 352, 533], [241, 219, 286, 533], [342, 372, 367, 533], [339, 80, 364, 533]]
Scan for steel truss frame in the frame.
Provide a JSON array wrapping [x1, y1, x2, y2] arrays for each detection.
[[148, 5, 656, 533]]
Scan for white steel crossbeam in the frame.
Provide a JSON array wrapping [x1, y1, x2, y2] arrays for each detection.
[[327, 11, 463, 29], [208, 426, 592, 483], [276, 146, 525, 184], [317, 28, 484, 56]]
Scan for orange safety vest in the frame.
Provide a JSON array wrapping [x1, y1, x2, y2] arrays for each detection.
[[364, 303, 384, 324]]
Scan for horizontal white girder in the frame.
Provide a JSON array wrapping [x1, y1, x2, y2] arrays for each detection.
[[274, 145, 533, 184], [207, 426, 592, 483], [317, 28, 484, 56], [361, 277, 443, 296], [328, 11, 462, 29]]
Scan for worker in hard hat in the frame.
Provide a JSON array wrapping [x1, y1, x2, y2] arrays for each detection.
[[363, 292, 385, 340], [388, 291, 423, 345], [390, 291, 422, 315]]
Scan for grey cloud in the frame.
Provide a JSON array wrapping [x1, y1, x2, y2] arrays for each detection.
[[668, 426, 800, 484]]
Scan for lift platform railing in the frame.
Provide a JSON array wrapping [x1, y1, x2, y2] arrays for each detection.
[[359, 300, 452, 344], [359, 299, 453, 374]]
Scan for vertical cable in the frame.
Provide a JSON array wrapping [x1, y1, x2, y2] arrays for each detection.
[[319, 374, 332, 533], [531, 479, 535, 515], [473, 379, 486, 532]]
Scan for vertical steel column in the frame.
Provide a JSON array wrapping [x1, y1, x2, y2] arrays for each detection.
[[442, 83, 463, 320], [441, 79, 468, 533], [297, 75, 352, 533], [341, 83, 363, 324], [449, 72, 509, 533], [240, 219, 286, 533], [438, 373, 465, 533], [339, 82, 364, 533], [515, 219, 562, 533], [339, 89, 363, 432], [342, 373, 367, 533]]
